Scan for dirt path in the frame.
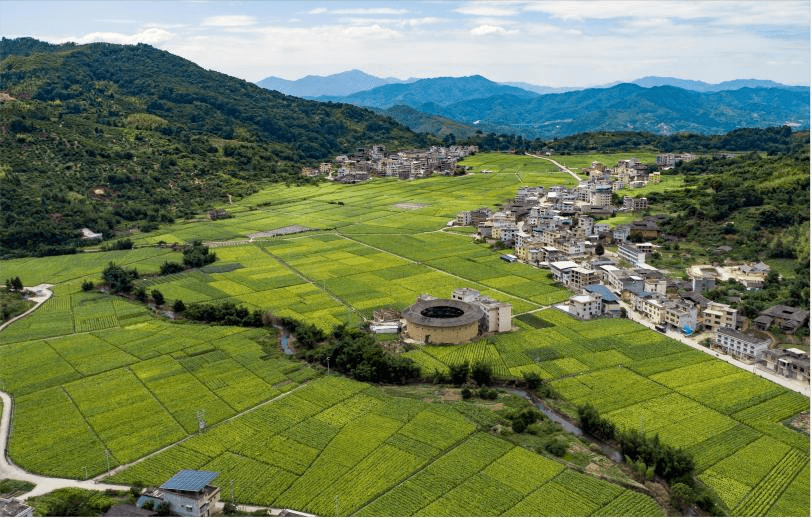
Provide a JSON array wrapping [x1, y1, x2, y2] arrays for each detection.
[[0, 284, 53, 333], [525, 153, 583, 183]]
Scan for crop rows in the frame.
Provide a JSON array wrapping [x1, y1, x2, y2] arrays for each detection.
[[397, 409, 476, 450], [203, 452, 296, 505], [687, 424, 762, 472], [10, 387, 109, 478], [419, 472, 524, 516], [552, 367, 670, 413], [766, 463, 810, 517], [650, 360, 737, 388], [593, 489, 665, 516], [733, 391, 810, 424], [481, 446, 564, 494], [130, 357, 235, 433], [505, 481, 599, 516], [709, 436, 790, 487], [551, 469, 625, 507], [307, 444, 425, 516], [676, 371, 785, 414], [281, 417, 341, 450], [0, 339, 81, 395], [107, 445, 210, 486], [732, 449, 807, 516], [627, 350, 709, 376], [46, 334, 136, 376]]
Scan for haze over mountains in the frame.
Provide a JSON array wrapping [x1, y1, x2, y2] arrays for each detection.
[[257, 71, 810, 139]]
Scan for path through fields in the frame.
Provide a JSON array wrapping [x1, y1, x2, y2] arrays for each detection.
[[525, 153, 583, 182]]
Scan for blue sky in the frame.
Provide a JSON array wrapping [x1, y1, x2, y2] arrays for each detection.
[[2, 1, 809, 86]]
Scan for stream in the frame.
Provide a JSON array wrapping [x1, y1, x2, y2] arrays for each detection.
[[509, 388, 623, 463]]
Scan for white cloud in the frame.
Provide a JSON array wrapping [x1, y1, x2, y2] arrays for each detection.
[[470, 25, 516, 36], [201, 15, 257, 27], [72, 27, 174, 45], [522, 1, 809, 26], [455, 4, 519, 17], [310, 7, 408, 16]]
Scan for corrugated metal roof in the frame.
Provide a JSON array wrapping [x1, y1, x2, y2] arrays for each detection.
[[160, 470, 219, 492]]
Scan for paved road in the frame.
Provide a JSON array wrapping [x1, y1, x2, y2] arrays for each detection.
[[621, 302, 810, 397]]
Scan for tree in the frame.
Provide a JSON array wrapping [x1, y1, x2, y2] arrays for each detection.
[[595, 243, 604, 256], [151, 289, 165, 306], [471, 360, 493, 386], [81, 280, 94, 291], [670, 482, 694, 512], [173, 299, 186, 313], [522, 371, 542, 390], [448, 361, 470, 385], [101, 262, 137, 293]]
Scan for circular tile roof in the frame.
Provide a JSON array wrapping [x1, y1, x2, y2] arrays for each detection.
[[402, 298, 484, 327]]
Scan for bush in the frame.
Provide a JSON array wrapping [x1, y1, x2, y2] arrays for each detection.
[[461, 387, 472, 400], [159, 261, 184, 275], [151, 289, 165, 306], [81, 280, 94, 291], [471, 360, 493, 386], [172, 299, 186, 313], [522, 371, 542, 390], [478, 387, 498, 400], [543, 436, 568, 457], [448, 361, 470, 386]]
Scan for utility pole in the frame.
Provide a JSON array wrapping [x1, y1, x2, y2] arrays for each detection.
[[326, 356, 330, 375]]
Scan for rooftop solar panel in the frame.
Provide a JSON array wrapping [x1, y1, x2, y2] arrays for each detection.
[[160, 470, 219, 492]]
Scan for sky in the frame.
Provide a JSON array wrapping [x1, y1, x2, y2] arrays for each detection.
[[2, 1, 810, 87]]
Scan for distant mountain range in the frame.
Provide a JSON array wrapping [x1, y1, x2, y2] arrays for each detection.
[[256, 72, 809, 139], [258, 70, 807, 98], [256, 69, 417, 98]]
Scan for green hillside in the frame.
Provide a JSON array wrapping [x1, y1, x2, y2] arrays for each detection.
[[0, 38, 434, 257]]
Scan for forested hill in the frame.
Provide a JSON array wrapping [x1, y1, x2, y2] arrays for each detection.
[[0, 38, 433, 257]]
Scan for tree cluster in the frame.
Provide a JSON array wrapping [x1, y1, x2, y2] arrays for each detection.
[[4, 276, 23, 292], [292, 322, 420, 384], [182, 301, 263, 327], [101, 262, 139, 294]]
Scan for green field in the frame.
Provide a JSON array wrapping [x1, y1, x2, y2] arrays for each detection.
[[0, 152, 807, 516]]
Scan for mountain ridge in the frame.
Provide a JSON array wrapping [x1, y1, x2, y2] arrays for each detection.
[[255, 68, 808, 98]]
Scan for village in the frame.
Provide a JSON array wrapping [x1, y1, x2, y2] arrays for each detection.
[[301, 144, 480, 182], [450, 155, 810, 388]]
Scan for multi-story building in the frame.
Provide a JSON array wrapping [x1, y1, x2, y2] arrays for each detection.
[[715, 327, 770, 360], [702, 301, 737, 331], [618, 242, 648, 268], [568, 292, 603, 320], [623, 196, 649, 211]]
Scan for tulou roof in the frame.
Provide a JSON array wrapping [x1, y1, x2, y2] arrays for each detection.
[[160, 470, 219, 492]]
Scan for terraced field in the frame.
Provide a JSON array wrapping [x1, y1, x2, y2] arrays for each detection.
[[1, 153, 807, 516]]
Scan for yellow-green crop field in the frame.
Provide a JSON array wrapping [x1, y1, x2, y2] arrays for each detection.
[[0, 153, 807, 516]]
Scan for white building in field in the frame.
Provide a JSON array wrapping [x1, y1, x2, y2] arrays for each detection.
[[568, 292, 603, 320], [451, 288, 512, 333], [716, 327, 770, 360]]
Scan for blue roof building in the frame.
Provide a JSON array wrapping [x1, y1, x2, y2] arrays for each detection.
[[137, 470, 220, 517]]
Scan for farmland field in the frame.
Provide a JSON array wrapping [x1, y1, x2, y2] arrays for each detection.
[[0, 153, 808, 516]]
